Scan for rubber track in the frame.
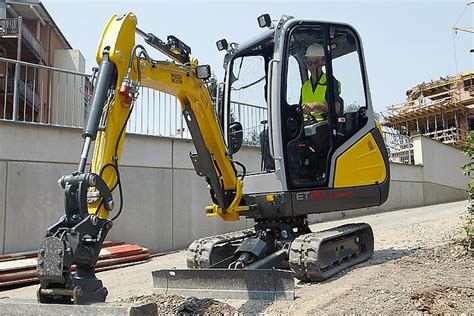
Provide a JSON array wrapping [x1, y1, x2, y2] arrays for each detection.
[[289, 223, 374, 281], [186, 229, 256, 268]]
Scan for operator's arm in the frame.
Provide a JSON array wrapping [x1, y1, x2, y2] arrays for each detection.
[[302, 102, 341, 115]]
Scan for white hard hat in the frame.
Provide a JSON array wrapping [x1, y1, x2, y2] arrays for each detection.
[[305, 43, 324, 58]]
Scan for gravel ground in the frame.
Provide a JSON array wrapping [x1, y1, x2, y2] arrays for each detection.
[[302, 238, 473, 315], [2, 200, 472, 314]]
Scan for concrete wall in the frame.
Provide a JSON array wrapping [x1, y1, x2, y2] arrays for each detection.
[[413, 135, 469, 204], [0, 121, 470, 254], [0, 121, 252, 254], [54, 50, 86, 73], [0, 161, 6, 253]]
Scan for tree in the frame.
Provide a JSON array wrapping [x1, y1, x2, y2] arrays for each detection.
[[462, 131, 474, 250], [207, 73, 224, 121], [207, 73, 219, 98], [344, 101, 360, 113]]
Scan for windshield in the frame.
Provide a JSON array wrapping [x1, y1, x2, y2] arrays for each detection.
[[226, 37, 274, 173]]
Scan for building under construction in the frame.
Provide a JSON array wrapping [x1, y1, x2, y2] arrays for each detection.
[[383, 70, 474, 150]]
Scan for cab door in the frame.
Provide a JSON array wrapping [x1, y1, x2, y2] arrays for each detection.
[[280, 22, 381, 190]]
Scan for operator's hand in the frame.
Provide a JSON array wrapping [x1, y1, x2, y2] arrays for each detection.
[[302, 102, 327, 115]]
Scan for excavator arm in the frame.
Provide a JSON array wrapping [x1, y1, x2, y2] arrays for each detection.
[[138, 45, 247, 222], [37, 12, 246, 304], [90, 12, 246, 221]]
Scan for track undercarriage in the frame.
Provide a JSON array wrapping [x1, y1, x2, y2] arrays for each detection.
[[153, 218, 374, 300]]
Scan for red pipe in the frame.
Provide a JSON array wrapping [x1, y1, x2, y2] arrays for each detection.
[[0, 241, 126, 262], [0, 253, 150, 286]]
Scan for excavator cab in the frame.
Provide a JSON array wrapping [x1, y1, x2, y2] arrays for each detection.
[[220, 16, 389, 217]]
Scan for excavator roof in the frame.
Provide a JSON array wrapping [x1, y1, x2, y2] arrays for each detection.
[[222, 29, 274, 68], [236, 29, 274, 55]]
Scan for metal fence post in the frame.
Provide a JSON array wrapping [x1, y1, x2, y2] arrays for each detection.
[[408, 136, 412, 164], [12, 18, 22, 121], [12, 63, 20, 120]]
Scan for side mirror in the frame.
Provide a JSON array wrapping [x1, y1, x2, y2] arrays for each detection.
[[229, 122, 243, 155]]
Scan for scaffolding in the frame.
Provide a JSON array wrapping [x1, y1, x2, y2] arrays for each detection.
[[382, 70, 474, 151]]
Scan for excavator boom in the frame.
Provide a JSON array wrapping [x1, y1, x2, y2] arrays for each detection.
[[36, 12, 247, 304]]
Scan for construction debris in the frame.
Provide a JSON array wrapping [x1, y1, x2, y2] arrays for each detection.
[[119, 293, 238, 315]]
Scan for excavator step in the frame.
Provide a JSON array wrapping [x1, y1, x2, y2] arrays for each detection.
[[0, 298, 156, 316], [289, 222, 374, 281], [152, 268, 295, 300]]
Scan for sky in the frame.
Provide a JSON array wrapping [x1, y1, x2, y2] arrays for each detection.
[[42, 0, 473, 114]]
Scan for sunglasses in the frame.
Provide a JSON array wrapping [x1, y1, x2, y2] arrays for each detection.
[[306, 59, 324, 65]]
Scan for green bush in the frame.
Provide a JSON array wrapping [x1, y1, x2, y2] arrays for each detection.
[[462, 132, 474, 242]]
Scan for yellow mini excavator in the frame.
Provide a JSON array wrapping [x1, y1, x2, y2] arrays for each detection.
[[36, 12, 389, 304]]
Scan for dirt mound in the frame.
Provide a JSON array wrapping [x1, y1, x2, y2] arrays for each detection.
[[119, 293, 237, 315], [409, 238, 474, 314], [411, 286, 474, 314], [403, 237, 473, 265]]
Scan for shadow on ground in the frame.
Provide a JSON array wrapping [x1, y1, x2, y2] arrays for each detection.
[[296, 247, 416, 286], [238, 300, 274, 314], [237, 248, 416, 313], [369, 247, 417, 265]]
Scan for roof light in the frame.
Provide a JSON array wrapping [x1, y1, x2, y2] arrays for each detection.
[[216, 39, 228, 51], [257, 14, 271, 28]]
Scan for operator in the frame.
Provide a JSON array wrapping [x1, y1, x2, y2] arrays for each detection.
[[301, 42, 342, 155]]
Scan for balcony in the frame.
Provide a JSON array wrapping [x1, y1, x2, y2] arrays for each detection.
[[0, 18, 47, 63], [0, 74, 40, 110], [0, 57, 92, 124]]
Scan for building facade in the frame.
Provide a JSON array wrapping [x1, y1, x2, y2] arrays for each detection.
[[0, 0, 87, 124], [383, 71, 474, 148]]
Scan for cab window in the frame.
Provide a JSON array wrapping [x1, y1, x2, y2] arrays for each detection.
[[229, 55, 271, 173]]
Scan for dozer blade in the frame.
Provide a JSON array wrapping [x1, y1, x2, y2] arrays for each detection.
[[152, 269, 295, 300]]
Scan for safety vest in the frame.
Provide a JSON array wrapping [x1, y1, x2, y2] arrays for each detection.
[[301, 73, 341, 121]]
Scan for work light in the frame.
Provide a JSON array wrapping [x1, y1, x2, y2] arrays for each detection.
[[216, 39, 228, 51], [196, 65, 211, 80], [257, 14, 271, 28]]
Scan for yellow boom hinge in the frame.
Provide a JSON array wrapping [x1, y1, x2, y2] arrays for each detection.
[[206, 179, 249, 221]]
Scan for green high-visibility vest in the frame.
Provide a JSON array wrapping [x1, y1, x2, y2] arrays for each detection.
[[301, 73, 341, 121]]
